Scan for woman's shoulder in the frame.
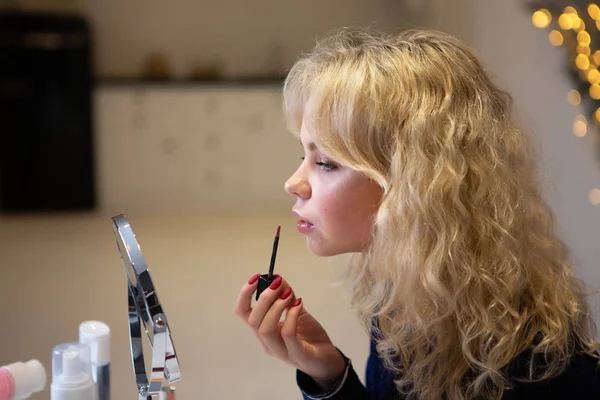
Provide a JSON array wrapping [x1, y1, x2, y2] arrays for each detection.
[[503, 351, 600, 399]]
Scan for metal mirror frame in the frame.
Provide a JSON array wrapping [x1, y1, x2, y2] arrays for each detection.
[[111, 214, 181, 399]]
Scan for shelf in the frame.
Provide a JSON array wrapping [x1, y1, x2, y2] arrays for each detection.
[[95, 75, 285, 88]]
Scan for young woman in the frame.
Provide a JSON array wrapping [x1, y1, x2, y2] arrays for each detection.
[[234, 28, 600, 399]]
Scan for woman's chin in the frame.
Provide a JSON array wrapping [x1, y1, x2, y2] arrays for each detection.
[[306, 237, 348, 257]]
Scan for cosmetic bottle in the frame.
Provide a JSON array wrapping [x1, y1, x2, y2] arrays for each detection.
[[79, 321, 110, 400], [0, 359, 46, 400], [50, 342, 95, 400]]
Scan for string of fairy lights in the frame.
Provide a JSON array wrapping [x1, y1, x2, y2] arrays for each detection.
[[531, 3, 600, 205]]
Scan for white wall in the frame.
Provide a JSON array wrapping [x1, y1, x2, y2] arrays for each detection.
[[79, 0, 419, 79]]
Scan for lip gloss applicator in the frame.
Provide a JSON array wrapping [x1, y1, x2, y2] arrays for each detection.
[[256, 224, 281, 300]]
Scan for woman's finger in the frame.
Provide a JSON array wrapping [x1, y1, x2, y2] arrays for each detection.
[[233, 273, 261, 322], [247, 275, 288, 330], [280, 298, 305, 360], [256, 287, 297, 359]]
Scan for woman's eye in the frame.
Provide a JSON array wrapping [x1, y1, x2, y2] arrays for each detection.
[[316, 161, 336, 172], [300, 157, 337, 172]]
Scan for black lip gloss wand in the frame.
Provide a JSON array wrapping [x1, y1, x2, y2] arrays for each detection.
[[256, 225, 281, 300]]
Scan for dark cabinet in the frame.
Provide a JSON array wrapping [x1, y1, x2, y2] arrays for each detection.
[[0, 10, 95, 212]]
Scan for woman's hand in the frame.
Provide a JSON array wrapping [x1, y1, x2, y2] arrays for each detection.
[[234, 274, 346, 389]]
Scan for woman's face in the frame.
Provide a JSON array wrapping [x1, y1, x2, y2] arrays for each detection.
[[284, 120, 383, 256]]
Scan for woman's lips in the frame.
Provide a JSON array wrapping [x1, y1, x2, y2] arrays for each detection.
[[296, 219, 314, 234], [293, 210, 314, 234]]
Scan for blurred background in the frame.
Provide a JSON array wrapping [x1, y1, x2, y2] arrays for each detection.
[[1, 0, 599, 399]]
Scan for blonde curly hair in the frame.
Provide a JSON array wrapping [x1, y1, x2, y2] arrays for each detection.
[[282, 27, 599, 400]]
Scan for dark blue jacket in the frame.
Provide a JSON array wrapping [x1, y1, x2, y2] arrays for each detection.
[[297, 338, 600, 399]]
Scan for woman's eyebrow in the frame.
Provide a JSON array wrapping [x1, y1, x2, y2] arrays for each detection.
[[300, 139, 318, 151]]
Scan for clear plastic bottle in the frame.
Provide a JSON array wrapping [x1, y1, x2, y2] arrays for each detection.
[[50, 343, 95, 400]]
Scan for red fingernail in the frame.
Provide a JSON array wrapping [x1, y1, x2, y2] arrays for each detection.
[[248, 274, 260, 285], [270, 276, 282, 290], [293, 298, 302, 307], [279, 287, 292, 300]]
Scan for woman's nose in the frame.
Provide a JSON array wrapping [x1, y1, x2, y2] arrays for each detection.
[[284, 167, 311, 199]]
